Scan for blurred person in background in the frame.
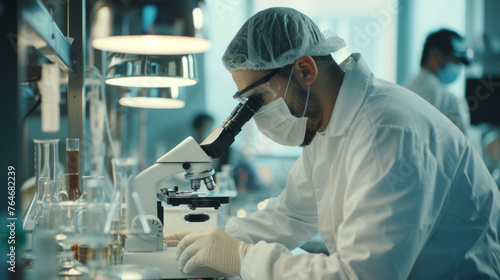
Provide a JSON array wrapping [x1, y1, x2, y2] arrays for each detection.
[[192, 113, 216, 144], [404, 29, 472, 137]]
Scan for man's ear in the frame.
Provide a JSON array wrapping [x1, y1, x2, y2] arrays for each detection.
[[294, 55, 318, 86]]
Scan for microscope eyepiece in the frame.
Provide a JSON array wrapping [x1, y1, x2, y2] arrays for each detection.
[[200, 97, 262, 159], [224, 97, 261, 136]]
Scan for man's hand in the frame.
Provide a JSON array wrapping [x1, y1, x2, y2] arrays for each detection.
[[163, 229, 194, 247], [176, 226, 252, 275]]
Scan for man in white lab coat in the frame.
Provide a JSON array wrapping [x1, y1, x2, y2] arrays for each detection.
[[404, 29, 472, 137], [165, 8, 500, 279]]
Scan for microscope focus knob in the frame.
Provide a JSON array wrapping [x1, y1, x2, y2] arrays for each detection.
[[184, 212, 210, 222], [132, 214, 163, 241]]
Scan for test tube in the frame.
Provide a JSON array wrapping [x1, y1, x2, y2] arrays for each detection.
[[66, 138, 79, 174], [65, 138, 81, 200]]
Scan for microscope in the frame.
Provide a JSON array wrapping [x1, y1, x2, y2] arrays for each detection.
[[122, 97, 262, 279]]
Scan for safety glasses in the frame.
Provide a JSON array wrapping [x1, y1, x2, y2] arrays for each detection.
[[232, 68, 281, 104]]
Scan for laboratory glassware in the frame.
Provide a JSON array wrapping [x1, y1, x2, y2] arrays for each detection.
[[30, 230, 60, 280], [31, 181, 83, 277], [66, 138, 79, 173], [51, 200, 85, 278], [66, 138, 82, 200], [217, 164, 238, 198], [57, 173, 82, 202], [58, 172, 82, 262], [33, 179, 61, 234], [76, 175, 108, 270], [22, 139, 59, 233], [105, 157, 151, 265], [69, 175, 109, 279]]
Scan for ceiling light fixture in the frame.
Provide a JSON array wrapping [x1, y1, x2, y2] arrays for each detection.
[[119, 87, 185, 109], [106, 53, 197, 88], [91, 0, 211, 54]]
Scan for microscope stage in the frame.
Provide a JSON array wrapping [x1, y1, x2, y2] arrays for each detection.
[[164, 192, 229, 209]]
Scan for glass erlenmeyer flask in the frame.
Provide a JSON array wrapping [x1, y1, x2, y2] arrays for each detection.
[[23, 139, 59, 234], [33, 179, 61, 233], [32, 178, 63, 271], [105, 158, 151, 265]]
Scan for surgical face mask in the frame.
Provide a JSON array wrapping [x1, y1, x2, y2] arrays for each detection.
[[437, 62, 462, 84], [253, 68, 310, 146]]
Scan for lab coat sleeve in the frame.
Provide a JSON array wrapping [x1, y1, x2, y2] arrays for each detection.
[[225, 152, 320, 250], [239, 125, 451, 280]]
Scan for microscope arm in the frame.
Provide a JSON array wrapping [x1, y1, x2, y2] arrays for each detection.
[[133, 163, 186, 217], [132, 136, 213, 218], [125, 137, 213, 252]]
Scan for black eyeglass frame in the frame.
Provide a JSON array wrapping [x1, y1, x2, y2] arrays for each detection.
[[232, 68, 281, 100]]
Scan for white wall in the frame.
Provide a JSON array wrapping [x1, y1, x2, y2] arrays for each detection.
[[255, 0, 399, 82], [204, 0, 253, 125]]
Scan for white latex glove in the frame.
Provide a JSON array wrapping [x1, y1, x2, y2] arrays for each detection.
[[163, 229, 194, 247], [176, 226, 252, 275]]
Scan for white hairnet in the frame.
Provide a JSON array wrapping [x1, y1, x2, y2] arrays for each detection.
[[222, 7, 346, 72]]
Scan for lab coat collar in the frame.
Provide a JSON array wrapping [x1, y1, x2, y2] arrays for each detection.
[[420, 68, 444, 88], [324, 53, 371, 137]]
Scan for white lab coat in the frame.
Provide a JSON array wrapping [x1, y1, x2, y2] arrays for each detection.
[[403, 69, 471, 136], [225, 54, 500, 280]]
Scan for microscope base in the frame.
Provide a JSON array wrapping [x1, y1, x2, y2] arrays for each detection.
[[123, 248, 229, 279]]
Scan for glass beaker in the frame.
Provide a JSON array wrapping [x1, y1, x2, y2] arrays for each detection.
[[105, 157, 151, 265], [75, 175, 109, 276], [80, 175, 105, 203], [57, 173, 84, 263], [22, 139, 59, 233]]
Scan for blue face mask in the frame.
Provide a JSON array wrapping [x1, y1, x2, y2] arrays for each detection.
[[437, 62, 462, 84]]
